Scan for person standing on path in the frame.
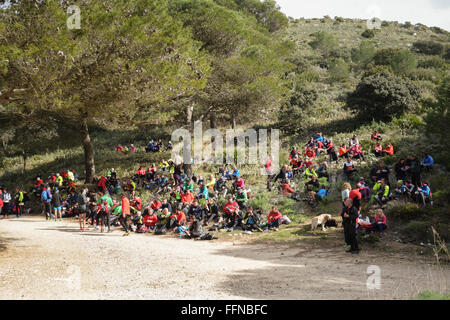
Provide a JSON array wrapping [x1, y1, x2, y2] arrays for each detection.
[[78, 188, 89, 231], [97, 192, 113, 233], [341, 198, 359, 254], [14, 187, 24, 218], [120, 193, 131, 236]]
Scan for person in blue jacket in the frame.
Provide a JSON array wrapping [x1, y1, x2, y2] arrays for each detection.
[[232, 166, 240, 179], [41, 184, 52, 220], [421, 154, 434, 172], [415, 181, 431, 207]]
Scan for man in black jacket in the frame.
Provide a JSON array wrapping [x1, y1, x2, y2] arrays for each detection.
[[405, 154, 421, 187], [341, 198, 359, 254]]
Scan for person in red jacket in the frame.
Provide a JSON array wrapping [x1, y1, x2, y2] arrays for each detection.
[[131, 195, 142, 211], [349, 184, 362, 212], [150, 198, 161, 211], [267, 206, 282, 230], [304, 147, 315, 159], [282, 180, 296, 195], [144, 210, 158, 230], [34, 177, 44, 188], [223, 196, 239, 216], [97, 176, 107, 192], [169, 209, 186, 230]]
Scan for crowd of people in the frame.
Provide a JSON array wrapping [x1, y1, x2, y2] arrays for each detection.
[[0, 131, 436, 252], [263, 130, 435, 254]]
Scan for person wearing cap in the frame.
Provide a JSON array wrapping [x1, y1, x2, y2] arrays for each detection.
[[394, 180, 406, 200]]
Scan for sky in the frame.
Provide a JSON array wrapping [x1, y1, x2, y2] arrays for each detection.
[[275, 0, 450, 31]]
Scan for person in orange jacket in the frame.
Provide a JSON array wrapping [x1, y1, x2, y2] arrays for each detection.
[[339, 144, 349, 158], [384, 143, 394, 156], [120, 193, 131, 236], [181, 190, 194, 204]]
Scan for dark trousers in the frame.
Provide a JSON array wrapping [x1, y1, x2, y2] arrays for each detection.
[[411, 173, 421, 187], [119, 215, 129, 232], [343, 222, 358, 251], [371, 223, 387, 233], [99, 210, 111, 231], [44, 202, 52, 219]]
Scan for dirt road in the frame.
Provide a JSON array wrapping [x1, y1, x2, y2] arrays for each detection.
[[0, 217, 448, 299]]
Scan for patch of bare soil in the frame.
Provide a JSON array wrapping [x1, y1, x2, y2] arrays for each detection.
[[0, 216, 448, 299]]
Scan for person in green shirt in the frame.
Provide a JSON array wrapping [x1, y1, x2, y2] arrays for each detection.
[[235, 188, 248, 210], [14, 187, 24, 218]]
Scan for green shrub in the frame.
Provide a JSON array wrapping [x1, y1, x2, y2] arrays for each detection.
[[328, 58, 350, 82], [249, 192, 271, 212], [309, 31, 338, 57], [347, 71, 421, 121], [399, 220, 433, 242], [413, 41, 444, 55], [387, 203, 430, 221], [361, 29, 376, 38], [418, 56, 447, 69], [374, 48, 417, 75], [351, 40, 376, 67]]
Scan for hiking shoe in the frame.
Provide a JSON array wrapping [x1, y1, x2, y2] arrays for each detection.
[[244, 230, 252, 235], [351, 250, 360, 254], [123, 232, 130, 236]]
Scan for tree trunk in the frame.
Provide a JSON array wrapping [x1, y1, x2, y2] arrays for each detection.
[[231, 114, 236, 129], [186, 104, 194, 127], [183, 163, 192, 177], [81, 115, 95, 183], [210, 112, 216, 129], [22, 152, 27, 175]]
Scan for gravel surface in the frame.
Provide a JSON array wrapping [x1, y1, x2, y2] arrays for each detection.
[[0, 216, 448, 299]]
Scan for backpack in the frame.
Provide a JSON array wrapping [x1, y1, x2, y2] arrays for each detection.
[[99, 200, 109, 213]]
